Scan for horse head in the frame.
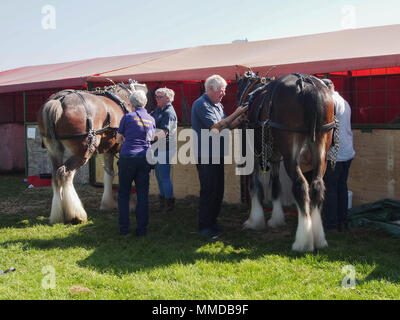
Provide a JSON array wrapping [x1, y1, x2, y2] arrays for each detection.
[[128, 79, 148, 95], [235, 72, 262, 108]]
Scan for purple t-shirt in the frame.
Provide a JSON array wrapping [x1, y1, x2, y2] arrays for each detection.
[[118, 108, 156, 156]]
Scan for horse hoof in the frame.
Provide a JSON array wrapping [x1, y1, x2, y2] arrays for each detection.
[[315, 239, 328, 249], [267, 219, 286, 229], [243, 220, 265, 230], [292, 241, 314, 253], [100, 202, 117, 211], [69, 217, 86, 225]]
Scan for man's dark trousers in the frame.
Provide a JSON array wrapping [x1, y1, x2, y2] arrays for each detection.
[[323, 159, 352, 230], [196, 158, 225, 231]]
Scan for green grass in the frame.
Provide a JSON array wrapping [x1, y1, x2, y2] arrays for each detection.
[[0, 173, 399, 299]]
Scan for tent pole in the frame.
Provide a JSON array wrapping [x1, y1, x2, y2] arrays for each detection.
[[23, 91, 28, 177], [86, 81, 96, 185]]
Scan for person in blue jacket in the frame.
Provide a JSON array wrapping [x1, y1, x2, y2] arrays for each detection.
[[151, 87, 178, 214], [191, 74, 248, 239]]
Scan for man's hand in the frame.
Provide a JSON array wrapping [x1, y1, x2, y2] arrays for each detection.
[[229, 111, 249, 129], [234, 105, 249, 116], [210, 105, 249, 132]]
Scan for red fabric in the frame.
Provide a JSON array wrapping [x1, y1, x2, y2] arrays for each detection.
[[1, 25, 400, 124], [1, 25, 400, 93], [27, 175, 51, 187]]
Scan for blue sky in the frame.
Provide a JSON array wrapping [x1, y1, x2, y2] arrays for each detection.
[[0, 0, 399, 71]]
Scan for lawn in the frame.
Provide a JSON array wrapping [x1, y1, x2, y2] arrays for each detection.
[[0, 174, 399, 300]]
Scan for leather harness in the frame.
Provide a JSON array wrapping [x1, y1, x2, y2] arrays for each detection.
[[41, 84, 132, 141], [242, 73, 336, 134]]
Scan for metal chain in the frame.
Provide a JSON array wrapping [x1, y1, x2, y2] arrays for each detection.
[[87, 129, 97, 154], [327, 116, 340, 169], [260, 124, 272, 173], [266, 126, 273, 163], [261, 124, 266, 171]]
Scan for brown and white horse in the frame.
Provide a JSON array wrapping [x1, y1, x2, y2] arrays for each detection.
[[38, 81, 148, 224], [237, 72, 336, 252]]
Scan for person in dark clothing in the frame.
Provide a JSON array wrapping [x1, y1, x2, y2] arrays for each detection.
[[322, 79, 355, 232], [151, 87, 178, 214], [191, 74, 248, 239]]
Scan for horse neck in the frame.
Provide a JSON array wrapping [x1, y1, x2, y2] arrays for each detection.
[[111, 88, 133, 112]]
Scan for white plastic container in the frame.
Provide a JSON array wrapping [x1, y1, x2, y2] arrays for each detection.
[[348, 190, 353, 209]]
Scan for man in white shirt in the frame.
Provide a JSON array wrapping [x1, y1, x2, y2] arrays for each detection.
[[322, 79, 355, 232]]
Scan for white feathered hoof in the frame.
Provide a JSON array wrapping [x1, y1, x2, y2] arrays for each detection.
[[244, 194, 266, 230], [292, 214, 314, 252], [311, 207, 328, 249], [267, 199, 286, 228], [243, 217, 265, 230], [100, 198, 117, 211], [267, 216, 286, 229], [315, 239, 328, 249], [292, 240, 314, 253]]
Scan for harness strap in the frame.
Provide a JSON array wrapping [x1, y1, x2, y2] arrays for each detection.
[[118, 83, 132, 95], [40, 126, 119, 140], [239, 79, 260, 106], [41, 89, 120, 141], [92, 90, 130, 114], [256, 119, 336, 133]]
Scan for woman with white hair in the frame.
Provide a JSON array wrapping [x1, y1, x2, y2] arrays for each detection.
[[116, 90, 156, 236], [151, 87, 178, 214]]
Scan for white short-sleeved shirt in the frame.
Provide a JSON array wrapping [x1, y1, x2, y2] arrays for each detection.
[[333, 91, 355, 162]]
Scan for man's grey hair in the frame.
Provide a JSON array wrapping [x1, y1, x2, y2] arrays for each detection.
[[205, 74, 227, 92], [155, 87, 175, 102], [129, 90, 148, 108], [322, 78, 334, 91]]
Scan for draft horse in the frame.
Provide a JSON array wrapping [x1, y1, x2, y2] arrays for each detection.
[[38, 81, 148, 224], [237, 72, 337, 252]]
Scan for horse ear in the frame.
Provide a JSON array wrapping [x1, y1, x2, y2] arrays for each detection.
[[133, 83, 148, 95]]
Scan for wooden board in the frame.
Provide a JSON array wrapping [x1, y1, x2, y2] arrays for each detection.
[[348, 129, 399, 206]]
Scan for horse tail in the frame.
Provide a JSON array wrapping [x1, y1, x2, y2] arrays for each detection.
[[41, 99, 63, 140], [300, 84, 325, 143]]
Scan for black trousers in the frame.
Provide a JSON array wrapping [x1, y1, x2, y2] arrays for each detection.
[[196, 159, 225, 230], [323, 159, 353, 230]]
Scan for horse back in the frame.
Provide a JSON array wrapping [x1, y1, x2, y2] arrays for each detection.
[[39, 90, 128, 154], [271, 74, 334, 133]]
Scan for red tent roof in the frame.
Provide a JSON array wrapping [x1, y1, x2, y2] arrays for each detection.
[[1, 25, 400, 93], [0, 49, 181, 93]]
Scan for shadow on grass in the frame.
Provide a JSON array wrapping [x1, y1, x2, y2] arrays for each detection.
[[1, 182, 400, 284]]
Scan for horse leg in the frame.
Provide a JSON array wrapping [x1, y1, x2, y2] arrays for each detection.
[[100, 153, 117, 210], [309, 139, 328, 249], [57, 155, 89, 224], [46, 140, 64, 224], [267, 159, 286, 228], [286, 160, 314, 252], [243, 160, 265, 230]]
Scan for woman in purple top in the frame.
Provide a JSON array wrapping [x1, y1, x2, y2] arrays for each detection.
[[116, 90, 155, 236]]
